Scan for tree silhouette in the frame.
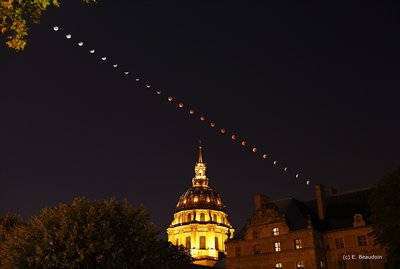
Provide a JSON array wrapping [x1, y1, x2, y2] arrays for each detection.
[[0, 197, 191, 269], [370, 167, 400, 268]]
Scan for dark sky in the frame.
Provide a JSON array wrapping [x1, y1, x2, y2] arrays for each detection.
[[1, 1, 400, 236]]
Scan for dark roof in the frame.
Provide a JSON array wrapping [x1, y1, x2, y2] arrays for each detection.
[[323, 187, 373, 230], [232, 187, 375, 239], [274, 198, 314, 230]]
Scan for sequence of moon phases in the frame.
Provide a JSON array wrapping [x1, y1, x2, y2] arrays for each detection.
[[54, 26, 311, 186]]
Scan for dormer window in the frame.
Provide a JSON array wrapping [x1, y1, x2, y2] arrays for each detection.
[[353, 213, 366, 227]]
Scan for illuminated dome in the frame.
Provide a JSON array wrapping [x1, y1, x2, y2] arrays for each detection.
[[176, 186, 225, 212], [167, 143, 234, 267]]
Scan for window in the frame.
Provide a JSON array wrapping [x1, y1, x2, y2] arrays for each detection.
[[213, 214, 217, 222], [187, 213, 192, 222], [185, 236, 191, 249], [235, 246, 242, 257], [335, 238, 344, 249], [273, 227, 280, 236], [361, 259, 371, 269], [357, 235, 367, 246], [215, 237, 219, 250], [175, 239, 179, 246], [338, 260, 347, 269], [275, 263, 282, 269], [253, 230, 259, 239], [295, 239, 303, 249], [200, 236, 206, 249], [320, 260, 325, 268], [200, 213, 205, 222], [296, 261, 305, 269], [253, 244, 261, 255], [274, 242, 281, 252]]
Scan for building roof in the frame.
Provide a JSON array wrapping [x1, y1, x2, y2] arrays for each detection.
[[323, 187, 373, 230], [232, 186, 375, 239]]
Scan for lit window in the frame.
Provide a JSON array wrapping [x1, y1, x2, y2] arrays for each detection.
[[176, 239, 179, 246], [213, 214, 217, 222], [274, 242, 281, 252], [273, 227, 280, 236], [235, 246, 242, 257], [295, 239, 303, 249], [215, 237, 219, 250], [200, 213, 205, 222], [335, 238, 344, 249], [296, 261, 304, 269], [338, 259, 347, 269], [275, 262, 282, 269], [357, 235, 367, 246], [253, 230, 259, 239], [253, 244, 261, 255], [320, 260, 325, 268], [200, 236, 206, 249], [185, 236, 191, 249], [361, 259, 371, 269]]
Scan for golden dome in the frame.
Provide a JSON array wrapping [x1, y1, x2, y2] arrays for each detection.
[[175, 142, 225, 212], [176, 186, 225, 212]]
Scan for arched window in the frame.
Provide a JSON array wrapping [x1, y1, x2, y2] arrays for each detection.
[[200, 213, 205, 222]]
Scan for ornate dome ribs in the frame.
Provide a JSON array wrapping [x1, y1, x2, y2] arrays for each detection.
[[176, 186, 225, 212]]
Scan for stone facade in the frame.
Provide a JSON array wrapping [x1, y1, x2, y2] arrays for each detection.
[[226, 185, 386, 269]]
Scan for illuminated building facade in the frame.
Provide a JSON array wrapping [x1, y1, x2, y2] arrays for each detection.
[[226, 185, 386, 269], [167, 144, 234, 266]]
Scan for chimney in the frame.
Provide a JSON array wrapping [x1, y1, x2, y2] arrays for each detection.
[[254, 194, 268, 211], [315, 184, 327, 221]]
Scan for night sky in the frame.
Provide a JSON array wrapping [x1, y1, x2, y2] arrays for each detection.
[[1, 1, 400, 237]]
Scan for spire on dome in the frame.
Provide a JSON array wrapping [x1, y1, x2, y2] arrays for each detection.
[[193, 141, 208, 187], [198, 140, 203, 163]]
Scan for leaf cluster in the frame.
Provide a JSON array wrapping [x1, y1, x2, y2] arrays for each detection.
[[0, 0, 95, 51]]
